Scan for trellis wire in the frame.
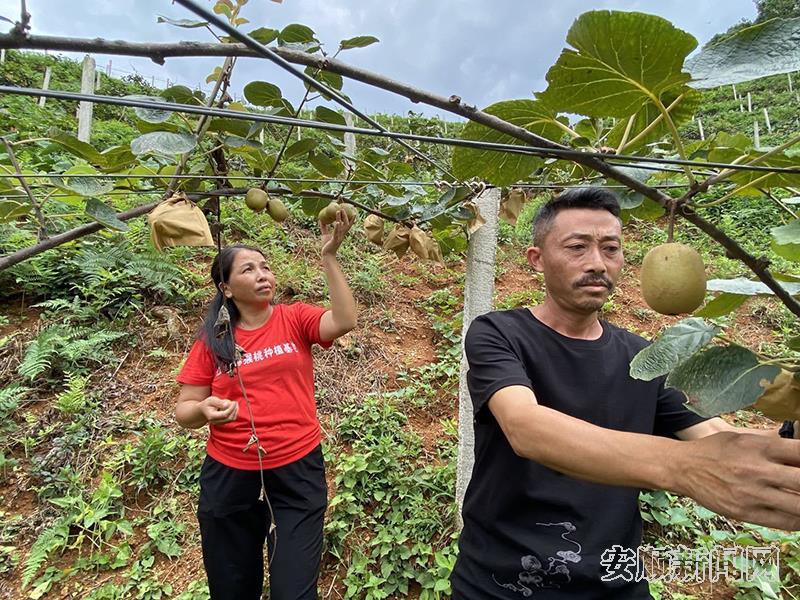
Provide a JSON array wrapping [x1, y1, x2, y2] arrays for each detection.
[[1, 85, 797, 177], [173, 0, 457, 182]]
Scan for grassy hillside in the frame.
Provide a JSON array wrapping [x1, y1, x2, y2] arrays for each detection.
[[1, 50, 800, 600]]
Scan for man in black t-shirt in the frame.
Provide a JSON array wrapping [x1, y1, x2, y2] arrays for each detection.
[[451, 188, 800, 599]]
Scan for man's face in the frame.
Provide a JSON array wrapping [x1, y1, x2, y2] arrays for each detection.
[[527, 208, 624, 314]]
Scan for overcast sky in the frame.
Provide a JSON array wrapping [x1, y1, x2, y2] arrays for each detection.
[[0, 0, 757, 118]]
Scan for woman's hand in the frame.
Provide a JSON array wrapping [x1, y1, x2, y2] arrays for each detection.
[[321, 208, 354, 257], [200, 396, 239, 425]]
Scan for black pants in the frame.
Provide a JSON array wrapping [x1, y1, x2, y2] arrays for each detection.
[[197, 445, 327, 600]]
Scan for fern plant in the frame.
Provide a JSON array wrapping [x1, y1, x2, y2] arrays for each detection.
[[21, 518, 70, 588], [54, 374, 89, 414], [18, 325, 126, 381], [0, 383, 29, 419]]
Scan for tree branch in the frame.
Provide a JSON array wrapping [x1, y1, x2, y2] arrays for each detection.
[[2, 33, 800, 316], [0, 187, 400, 272], [1, 136, 47, 240], [166, 55, 235, 196]]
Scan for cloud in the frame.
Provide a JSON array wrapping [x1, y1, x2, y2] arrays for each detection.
[[0, 0, 758, 117]]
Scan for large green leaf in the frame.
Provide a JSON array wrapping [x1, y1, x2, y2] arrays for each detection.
[[130, 132, 196, 156], [339, 35, 379, 50], [0, 200, 31, 223], [686, 17, 800, 88], [156, 16, 207, 28], [279, 23, 316, 44], [629, 318, 719, 381], [707, 278, 800, 296], [85, 198, 128, 231], [308, 151, 343, 177], [667, 345, 780, 417], [300, 196, 331, 217], [243, 81, 283, 108], [48, 133, 104, 166], [304, 67, 344, 96], [124, 95, 173, 124], [249, 27, 279, 45], [315, 106, 347, 140], [605, 89, 703, 153], [283, 139, 318, 160], [206, 118, 252, 138], [695, 293, 749, 318], [774, 221, 800, 260], [538, 10, 697, 118], [161, 85, 204, 106], [451, 99, 562, 186], [100, 146, 137, 172], [53, 166, 115, 197], [724, 151, 800, 190], [611, 166, 652, 211]]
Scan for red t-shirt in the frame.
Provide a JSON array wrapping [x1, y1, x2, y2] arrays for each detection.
[[177, 302, 331, 470]]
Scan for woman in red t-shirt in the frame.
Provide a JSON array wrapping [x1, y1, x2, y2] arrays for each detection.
[[175, 209, 356, 600]]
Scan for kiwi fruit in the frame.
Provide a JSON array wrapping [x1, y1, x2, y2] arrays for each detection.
[[640, 243, 706, 315], [267, 197, 289, 222], [341, 203, 357, 221], [245, 188, 269, 212], [318, 202, 341, 225]]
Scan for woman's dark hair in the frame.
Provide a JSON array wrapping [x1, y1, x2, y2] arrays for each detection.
[[532, 187, 621, 247], [199, 244, 267, 370]]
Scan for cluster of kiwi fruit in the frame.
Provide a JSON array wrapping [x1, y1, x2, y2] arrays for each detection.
[[245, 188, 289, 222], [318, 201, 357, 225]]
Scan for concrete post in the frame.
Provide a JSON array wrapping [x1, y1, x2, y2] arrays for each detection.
[[344, 113, 356, 172], [39, 67, 52, 108], [456, 187, 500, 526], [77, 55, 95, 142]]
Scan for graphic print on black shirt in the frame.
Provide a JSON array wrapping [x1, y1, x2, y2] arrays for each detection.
[[492, 521, 583, 595], [449, 308, 708, 599]]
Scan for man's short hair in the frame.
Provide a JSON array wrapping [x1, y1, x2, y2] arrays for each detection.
[[532, 187, 621, 247]]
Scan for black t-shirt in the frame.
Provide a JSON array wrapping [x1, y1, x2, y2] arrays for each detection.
[[450, 309, 707, 600]]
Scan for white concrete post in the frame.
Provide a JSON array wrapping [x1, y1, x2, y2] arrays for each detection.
[[106, 60, 112, 76], [0, 49, 5, 64], [456, 187, 500, 526], [344, 113, 356, 172], [697, 118, 704, 141], [732, 84, 737, 100], [754, 120, 761, 150], [789, 73, 793, 93], [39, 67, 52, 108], [764, 107, 772, 133], [77, 55, 96, 143], [747, 92, 753, 112]]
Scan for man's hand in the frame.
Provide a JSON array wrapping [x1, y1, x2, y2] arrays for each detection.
[[677, 432, 800, 530], [200, 396, 239, 425]]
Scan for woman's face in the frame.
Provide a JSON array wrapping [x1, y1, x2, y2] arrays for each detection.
[[221, 249, 276, 308]]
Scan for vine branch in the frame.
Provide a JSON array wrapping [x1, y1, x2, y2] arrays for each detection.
[[2, 33, 800, 317], [0, 187, 399, 271], [1, 136, 47, 240]]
